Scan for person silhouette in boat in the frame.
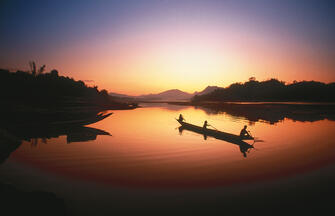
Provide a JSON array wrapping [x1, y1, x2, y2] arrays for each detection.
[[240, 125, 251, 138], [202, 120, 209, 139], [178, 114, 185, 122], [203, 120, 209, 129]]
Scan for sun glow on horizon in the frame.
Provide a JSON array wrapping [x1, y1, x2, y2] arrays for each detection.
[[1, 0, 334, 95]]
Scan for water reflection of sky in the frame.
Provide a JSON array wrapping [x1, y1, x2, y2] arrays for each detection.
[[4, 105, 335, 188]]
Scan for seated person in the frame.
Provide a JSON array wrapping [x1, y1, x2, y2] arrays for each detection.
[[178, 114, 185, 122], [203, 120, 209, 129], [240, 125, 251, 137]]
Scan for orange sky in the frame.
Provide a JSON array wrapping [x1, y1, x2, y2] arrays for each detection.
[[52, 25, 335, 95], [1, 0, 334, 95]]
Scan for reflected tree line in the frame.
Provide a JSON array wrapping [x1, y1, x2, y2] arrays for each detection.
[[0, 126, 71, 215], [0, 61, 118, 162], [27, 126, 111, 147], [0, 62, 129, 215], [0, 118, 112, 163], [194, 103, 335, 124], [0, 109, 113, 215], [167, 78, 335, 124]]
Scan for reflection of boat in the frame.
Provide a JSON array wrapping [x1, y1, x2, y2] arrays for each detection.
[[176, 119, 253, 141]]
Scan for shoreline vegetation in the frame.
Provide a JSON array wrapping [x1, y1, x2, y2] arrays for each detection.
[[112, 77, 335, 104], [1, 64, 334, 126], [133, 77, 335, 124], [132, 78, 335, 124], [191, 77, 335, 103], [0, 65, 124, 190], [0, 65, 137, 126]]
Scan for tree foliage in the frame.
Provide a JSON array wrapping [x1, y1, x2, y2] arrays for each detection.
[[192, 78, 335, 102], [0, 68, 118, 108]]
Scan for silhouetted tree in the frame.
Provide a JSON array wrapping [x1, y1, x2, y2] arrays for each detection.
[[38, 64, 46, 75], [29, 61, 46, 76], [249, 77, 256, 82], [50, 69, 59, 77], [29, 61, 36, 76], [191, 78, 335, 102], [100, 89, 109, 98], [0, 68, 134, 110]]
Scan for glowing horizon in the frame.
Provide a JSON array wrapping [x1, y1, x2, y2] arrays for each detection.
[[1, 0, 334, 95]]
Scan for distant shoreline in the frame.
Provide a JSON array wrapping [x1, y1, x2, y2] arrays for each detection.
[[161, 100, 335, 124], [138, 100, 335, 107]]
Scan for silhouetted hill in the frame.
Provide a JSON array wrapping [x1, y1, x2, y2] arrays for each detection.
[[139, 89, 193, 100], [110, 89, 193, 101], [109, 86, 219, 101], [193, 86, 221, 96], [109, 92, 132, 98], [192, 78, 335, 102]]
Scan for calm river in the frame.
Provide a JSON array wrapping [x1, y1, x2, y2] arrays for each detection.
[[1, 103, 335, 215]]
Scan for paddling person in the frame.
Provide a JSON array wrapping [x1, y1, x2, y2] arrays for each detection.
[[240, 125, 251, 138], [203, 120, 209, 129], [178, 114, 185, 122]]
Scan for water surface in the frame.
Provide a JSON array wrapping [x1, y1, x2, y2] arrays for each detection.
[[1, 103, 335, 214]]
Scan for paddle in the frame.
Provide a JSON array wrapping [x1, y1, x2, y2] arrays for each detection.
[[247, 130, 254, 138], [209, 124, 219, 131]]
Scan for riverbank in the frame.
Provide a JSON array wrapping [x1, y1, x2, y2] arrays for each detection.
[[168, 101, 335, 106], [166, 101, 335, 124], [0, 68, 138, 126]]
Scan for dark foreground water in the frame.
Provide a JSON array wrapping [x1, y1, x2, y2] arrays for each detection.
[[1, 103, 335, 215]]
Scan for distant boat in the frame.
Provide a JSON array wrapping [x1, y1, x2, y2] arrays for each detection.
[[176, 119, 254, 141]]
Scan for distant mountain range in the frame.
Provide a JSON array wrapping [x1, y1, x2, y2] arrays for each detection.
[[109, 86, 220, 101]]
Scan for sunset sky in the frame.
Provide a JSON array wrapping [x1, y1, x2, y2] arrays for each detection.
[[1, 0, 334, 95]]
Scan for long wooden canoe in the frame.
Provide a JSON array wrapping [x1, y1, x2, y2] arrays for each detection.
[[176, 119, 254, 157], [176, 119, 253, 141]]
